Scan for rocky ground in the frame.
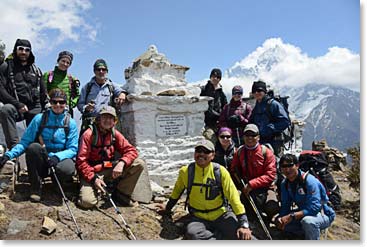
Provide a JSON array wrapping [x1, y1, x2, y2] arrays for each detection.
[[0, 162, 360, 240]]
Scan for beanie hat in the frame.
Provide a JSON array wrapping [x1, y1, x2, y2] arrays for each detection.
[[57, 50, 73, 64], [232, 85, 243, 95], [252, 80, 267, 94], [94, 59, 108, 71], [210, 68, 222, 79]]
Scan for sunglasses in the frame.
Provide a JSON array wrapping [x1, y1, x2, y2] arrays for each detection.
[[95, 68, 107, 72], [195, 147, 212, 154], [219, 135, 231, 139], [51, 99, 67, 105], [233, 92, 243, 96], [280, 163, 295, 168], [17, 46, 31, 52], [252, 89, 264, 94]]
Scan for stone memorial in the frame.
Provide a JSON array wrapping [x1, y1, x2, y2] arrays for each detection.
[[119, 45, 210, 187]]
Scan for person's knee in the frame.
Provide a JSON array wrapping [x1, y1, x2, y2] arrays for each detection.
[[131, 158, 145, 172], [77, 198, 97, 209], [26, 143, 43, 154], [301, 216, 317, 230], [0, 104, 15, 117], [186, 225, 204, 240]]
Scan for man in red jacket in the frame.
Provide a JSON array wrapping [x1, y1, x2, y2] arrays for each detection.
[[76, 105, 144, 208], [230, 124, 279, 222]]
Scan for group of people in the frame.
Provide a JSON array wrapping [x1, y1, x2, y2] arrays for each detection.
[[0, 38, 143, 208], [0, 39, 335, 240]]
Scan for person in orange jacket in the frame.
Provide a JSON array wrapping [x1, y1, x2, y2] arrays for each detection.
[[76, 105, 144, 208]]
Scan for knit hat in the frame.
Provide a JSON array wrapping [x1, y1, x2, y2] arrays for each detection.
[[252, 80, 267, 94], [210, 68, 222, 79], [195, 139, 215, 152], [94, 59, 108, 71], [57, 51, 73, 64], [218, 127, 232, 136], [232, 85, 243, 95]]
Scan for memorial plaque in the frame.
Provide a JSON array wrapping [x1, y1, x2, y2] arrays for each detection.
[[156, 114, 187, 137]]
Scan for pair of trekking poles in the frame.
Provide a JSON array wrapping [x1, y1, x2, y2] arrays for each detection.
[[49, 167, 137, 240]]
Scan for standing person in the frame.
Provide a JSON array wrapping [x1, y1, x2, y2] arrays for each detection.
[[213, 127, 236, 170], [76, 106, 144, 209], [43, 51, 80, 117], [230, 124, 279, 223], [200, 68, 227, 145], [0, 89, 78, 202], [77, 59, 127, 135], [249, 80, 290, 157], [157, 140, 253, 240], [0, 39, 47, 149], [218, 85, 252, 147], [276, 154, 335, 240]]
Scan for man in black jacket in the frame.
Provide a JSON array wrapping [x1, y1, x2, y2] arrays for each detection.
[[0, 39, 47, 149], [200, 68, 227, 144]]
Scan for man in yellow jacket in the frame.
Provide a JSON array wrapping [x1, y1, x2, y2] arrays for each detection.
[[157, 139, 253, 240]]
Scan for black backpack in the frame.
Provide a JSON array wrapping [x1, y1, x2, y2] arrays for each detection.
[[265, 90, 294, 148], [298, 150, 342, 210]]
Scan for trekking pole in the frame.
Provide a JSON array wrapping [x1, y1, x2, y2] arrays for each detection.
[[236, 128, 241, 147], [102, 186, 137, 240], [233, 171, 272, 240], [50, 167, 84, 240]]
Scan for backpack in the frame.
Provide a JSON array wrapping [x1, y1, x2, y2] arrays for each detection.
[[89, 123, 116, 148], [298, 150, 342, 210], [184, 162, 225, 213], [265, 90, 294, 148], [35, 109, 71, 149]]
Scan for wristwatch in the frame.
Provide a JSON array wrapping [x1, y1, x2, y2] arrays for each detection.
[[241, 221, 249, 229], [290, 212, 296, 221]]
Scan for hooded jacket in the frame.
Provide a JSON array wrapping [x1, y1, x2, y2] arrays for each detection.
[[0, 39, 47, 113], [218, 99, 252, 135]]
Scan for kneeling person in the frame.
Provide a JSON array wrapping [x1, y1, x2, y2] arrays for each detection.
[[76, 106, 144, 208], [157, 140, 253, 240]]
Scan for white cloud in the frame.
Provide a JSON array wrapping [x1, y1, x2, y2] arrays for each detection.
[[0, 0, 95, 55], [223, 38, 360, 94]]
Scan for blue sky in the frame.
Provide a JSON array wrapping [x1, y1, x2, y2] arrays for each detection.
[[0, 0, 360, 87]]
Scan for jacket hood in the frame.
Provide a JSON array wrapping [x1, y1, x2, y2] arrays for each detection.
[[12, 39, 35, 65]]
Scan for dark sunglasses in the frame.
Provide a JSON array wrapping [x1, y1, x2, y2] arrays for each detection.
[[252, 89, 264, 94], [219, 135, 231, 139], [244, 133, 258, 137], [195, 147, 212, 154], [214, 76, 221, 80], [51, 99, 67, 105], [233, 92, 243, 96], [95, 68, 107, 72], [17, 46, 31, 52], [280, 163, 295, 168]]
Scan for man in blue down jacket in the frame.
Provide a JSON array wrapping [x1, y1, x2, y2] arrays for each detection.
[[249, 80, 290, 157], [0, 89, 78, 202], [276, 154, 335, 240]]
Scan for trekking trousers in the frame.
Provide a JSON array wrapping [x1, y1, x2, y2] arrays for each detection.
[[77, 158, 144, 209]]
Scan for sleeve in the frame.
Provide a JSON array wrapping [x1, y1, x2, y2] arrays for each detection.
[[218, 104, 228, 128], [51, 118, 78, 161], [264, 101, 291, 136], [77, 83, 87, 114], [0, 70, 25, 109], [248, 148, 277, 189], [302, 178, 322, 216], [169, 166, 187, 200], [241, 103, 252, 125], [75, 129, 95, 182], [39, 69, 48, 110], [114, 131, 138, 167], [5, 114, 42, 159], [221, 167, 246, 216], [70, 76, 80, 108], [279, 181, 292, 217]]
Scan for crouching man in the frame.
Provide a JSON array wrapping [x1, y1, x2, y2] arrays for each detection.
[[275, 154, 335, 240], [157, 140, 253, 240], [76, 106, 144, 208]]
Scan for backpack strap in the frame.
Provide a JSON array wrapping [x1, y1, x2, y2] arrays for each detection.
[[237, 144, 267, 180], [265, 98, 274, 122], [185, 162, 196, 210]]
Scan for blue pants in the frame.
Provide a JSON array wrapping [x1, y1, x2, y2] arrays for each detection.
[[284, 212, 332, 240]]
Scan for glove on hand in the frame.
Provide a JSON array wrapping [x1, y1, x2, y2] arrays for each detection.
[[0, 155, 10, 167], [48, 156, 59, 168]]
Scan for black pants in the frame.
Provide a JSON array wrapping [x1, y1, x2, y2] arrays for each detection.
[[25, 143, 75, 192]]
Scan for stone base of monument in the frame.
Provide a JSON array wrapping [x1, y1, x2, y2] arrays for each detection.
[[130, 160, 152, 203]]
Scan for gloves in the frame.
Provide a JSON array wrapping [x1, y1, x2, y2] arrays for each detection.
[[228, 115, 242, 128], [0, 155, 10, 168], [47, 156, 59, 168]]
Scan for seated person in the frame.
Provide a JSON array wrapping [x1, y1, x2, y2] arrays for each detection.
[[275, 154, 336, 240]]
